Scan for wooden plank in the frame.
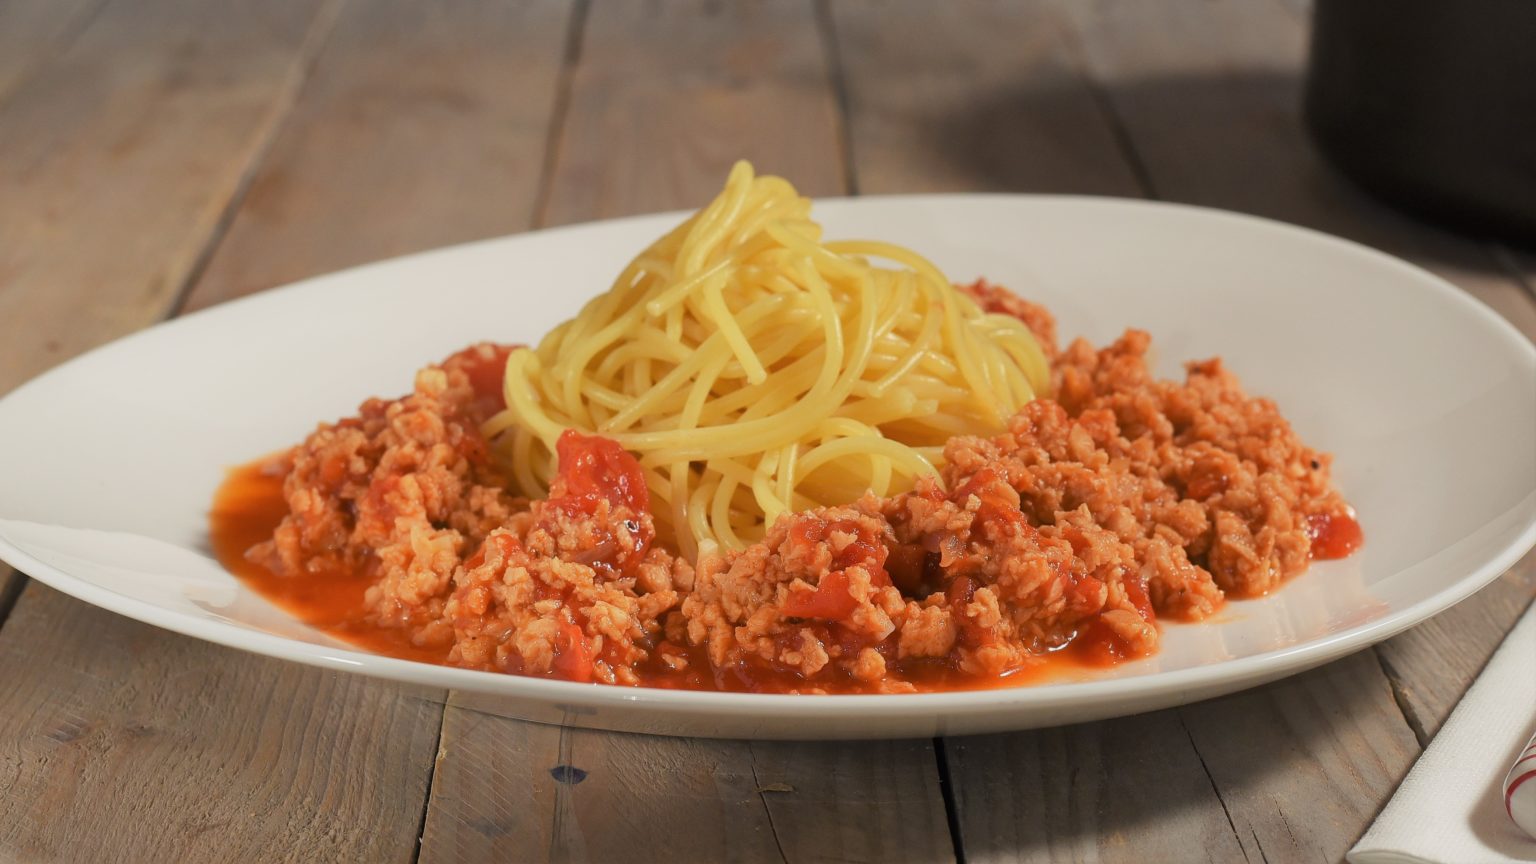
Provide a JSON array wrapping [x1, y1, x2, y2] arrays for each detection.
[[419, 3, 955, 862], [0, 0, 105, 105], [421, 705, 953, 864], [0, 1, 531, 861], [1270, 0, 1313, 22], [944, 712, 1247, 863], [0, 0, 338, 392], [0, 583, 444, 863], [539, 0, 846, 229], [182, 0, 573, 313], [1376, 551, 1536, 743], [741, 736, 953, 862], [0, 0, 341, 625], [1174, 656, 1421, 863], [418, 713, 771, 863], [829, 0, 1142, 196], [0, 0, 113, 705]]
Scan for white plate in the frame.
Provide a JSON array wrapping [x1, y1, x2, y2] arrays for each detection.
[[1, 197, 1533, 740]]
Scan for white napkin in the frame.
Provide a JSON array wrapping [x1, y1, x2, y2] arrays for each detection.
[[1349, 601, 1536, 864]]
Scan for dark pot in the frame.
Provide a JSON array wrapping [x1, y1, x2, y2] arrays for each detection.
[[1305, 0, 1536, 247]]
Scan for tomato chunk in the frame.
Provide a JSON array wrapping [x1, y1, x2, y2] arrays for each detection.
[[782, 570, 859, 621], [443, 343, 517, 406], [1307, 509, 1364, 560], [552, 429, 651, 515], [954, 468, 1026, 527], [546, 430, 654, 577], [550, 618, 595, 683], [946, 575, 993, 647], [1122, 573, 1155, 620]]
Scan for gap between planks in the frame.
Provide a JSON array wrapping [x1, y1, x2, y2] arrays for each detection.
[[0, 0, 111, 108], [0, 3, 454, 858], [0, 0, 340, 644], [163, 0, 348, 318], [164, 0, 585, 857]]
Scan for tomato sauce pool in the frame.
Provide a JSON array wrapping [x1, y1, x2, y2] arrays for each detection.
[[209, 458, 1140, 692], [209, 457, 448, 666], [210, 458, 1361, 693]]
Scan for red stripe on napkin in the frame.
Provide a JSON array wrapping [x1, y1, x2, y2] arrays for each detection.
[[1506, 767, 1536, 819]]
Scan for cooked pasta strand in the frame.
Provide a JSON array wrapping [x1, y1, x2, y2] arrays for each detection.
[[488, 161, 1048, 558]]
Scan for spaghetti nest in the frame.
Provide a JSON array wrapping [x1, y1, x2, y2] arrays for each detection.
[[487, 161, 1050, 558]]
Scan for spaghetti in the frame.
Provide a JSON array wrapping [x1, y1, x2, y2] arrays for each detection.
[[485, 161, 1050, 557]]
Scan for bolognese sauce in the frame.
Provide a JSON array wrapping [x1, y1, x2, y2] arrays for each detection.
[[212, 283, 1361, 693]]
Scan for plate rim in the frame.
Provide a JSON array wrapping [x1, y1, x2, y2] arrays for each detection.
[[2, 193, 1533, 727]]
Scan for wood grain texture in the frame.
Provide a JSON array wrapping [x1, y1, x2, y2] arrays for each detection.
[[540, 0, 846, 228], [0, 583, 444, 864], [181, 0, 574, 313], [419, 709, 782, 864], [829, 0, 1142, 197], [0, 0, 339, 393], [0, 2, 505, 861], [1376, 552, 1536, 744], [1270, 0, 1313, 23], [421, 703, 954, 864], [945, 712, 1246, 863], [1176, 655, 1421, 863], [0, 0, 340, 798], [419, 4, 954, 862], [740, 736, 953, 862], [0, 0, 105, 105]]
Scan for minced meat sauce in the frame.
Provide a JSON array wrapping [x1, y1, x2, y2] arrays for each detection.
[[210, 282, 1361, 694]]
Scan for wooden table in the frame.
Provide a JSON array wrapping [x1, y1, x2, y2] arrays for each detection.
[[2, 2, 1533, 861]]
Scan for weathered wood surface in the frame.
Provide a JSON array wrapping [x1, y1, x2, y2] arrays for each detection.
[[0, 0, 342, 646], [0, 0, 105, 105], [830, 0, 1143, 198], [1, 0, 1535, 862], [181, 0, 575, 313], [0, 583, 444, 864], [421, 708, 954, 864], [0, 0, 558, 860], [0, 0, 341, 389], [538, 0, 847, 228]]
